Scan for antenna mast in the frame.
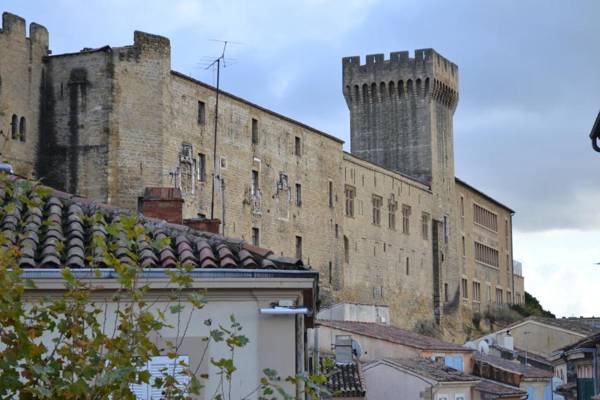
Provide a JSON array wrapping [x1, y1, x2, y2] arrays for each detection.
[[206, 41, 228, 220]]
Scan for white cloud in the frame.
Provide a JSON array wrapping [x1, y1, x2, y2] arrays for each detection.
[[514, 229, 600, 317]]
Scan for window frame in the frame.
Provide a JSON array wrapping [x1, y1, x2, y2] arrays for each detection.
[[294, 136, 301, 156], [402, 204, 411, 234], [345, 185, 356, 217], [251, 170, 259, 195], [372, 195, 383, 226], [421, 212, 430, 240], [197, 153, 207, 182], [295, 183, 302, 207], [388, 196, 398, 230], [197, 100, 206, 125], [251, 118, 259, 145]]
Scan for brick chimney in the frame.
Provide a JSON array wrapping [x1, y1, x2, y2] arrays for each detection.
[[139, 187, 184, 224], [139, 187, 222, 233]]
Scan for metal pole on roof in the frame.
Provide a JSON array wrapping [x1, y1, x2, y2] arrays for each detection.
[[206, 41, 228, 220], [209, 56, 221, 219]]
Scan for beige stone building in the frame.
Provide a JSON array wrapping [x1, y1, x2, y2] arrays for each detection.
[[0, 11, 522, 335], [455, 179, 521, 313]]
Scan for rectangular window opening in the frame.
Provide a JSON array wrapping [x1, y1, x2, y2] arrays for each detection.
[[295, 236, 302, 259], [421, 212, 429, 240], [345, 185, 355, 217], [372, 195, 383, 225], [295, 136, 301, 156], [197, 153, 206, 182], [295, 183, 302, 207], [402, 205, 411, 234], [197, 101, 206, 125], [251, 118, 259, 145], [251, 170, 259, 195]]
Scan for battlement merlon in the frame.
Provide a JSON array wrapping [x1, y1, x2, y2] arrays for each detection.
[[342, 49, 458, 91], [1, 12, 49, 49], [133, 31, 170, 55]]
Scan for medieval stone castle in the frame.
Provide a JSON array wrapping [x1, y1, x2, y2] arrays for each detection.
[[0, 12, 524, 336]]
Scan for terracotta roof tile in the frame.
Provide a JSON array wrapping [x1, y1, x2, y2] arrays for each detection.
[[0, 175, 309, 271], [475, 378, 527, 397], [507, 316, 600, 336], [473, 352, 553, 379], [321, 359, 366, 398], [369, 358, 479, 383], [318, 320, 472, 352]]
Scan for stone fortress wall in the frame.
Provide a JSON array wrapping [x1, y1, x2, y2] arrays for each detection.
[[0, 11, 522, 335]]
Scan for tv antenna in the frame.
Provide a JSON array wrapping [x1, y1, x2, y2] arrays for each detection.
[[203, 40, 242, 220]]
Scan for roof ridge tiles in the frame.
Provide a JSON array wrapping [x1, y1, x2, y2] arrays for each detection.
[[0, 175, 309, 271]]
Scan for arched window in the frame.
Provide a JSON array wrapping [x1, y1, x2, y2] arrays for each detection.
[[19, 117, 26, 142], [11, 115, 18, 139]]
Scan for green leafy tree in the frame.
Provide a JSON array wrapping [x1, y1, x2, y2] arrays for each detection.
[[0, 177, 329, 399], [511, 291, 555, 318]]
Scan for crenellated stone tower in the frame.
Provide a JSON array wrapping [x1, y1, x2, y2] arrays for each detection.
[[343, 49, 461, 325], [342, 49, 458, 187], [0, 12, 49, 177]]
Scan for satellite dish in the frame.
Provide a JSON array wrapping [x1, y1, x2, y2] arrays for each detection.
[[351, 339, 363, 359], [478, 340, 490, 354]]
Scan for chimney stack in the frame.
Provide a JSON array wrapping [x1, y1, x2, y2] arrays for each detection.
[[139, 187, 184, 224], [139, 187, 222, 234]]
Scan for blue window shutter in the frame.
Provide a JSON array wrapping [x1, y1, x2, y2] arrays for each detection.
[[444, 355, 464, 372], [544, 384, 552, 400]]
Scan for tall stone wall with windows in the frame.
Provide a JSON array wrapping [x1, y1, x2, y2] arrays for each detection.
[[341, 153, 435, 328], [160, 72, 345, 292], [455, 180, 515, 316]]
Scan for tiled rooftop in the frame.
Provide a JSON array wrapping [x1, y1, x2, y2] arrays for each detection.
[[321, 359, 365, 398], [508, 316, 600, 336], [475, 378, 527, 398], [0, 176, 306, 271], [473, 352, 553, 379], [370, 358, 479, 383], [318, 320, 471, 352], [558, 331, 600, 353]]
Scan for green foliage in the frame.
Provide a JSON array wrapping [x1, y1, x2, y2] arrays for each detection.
[[0, 177, 328, 399], [483, 306, 523, 327], [511, 291, 556, 318], [413, 319, 441, 338], [471, 312, 482, 330]]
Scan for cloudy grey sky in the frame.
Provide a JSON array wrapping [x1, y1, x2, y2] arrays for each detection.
[[5, 0, 600, 317]]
